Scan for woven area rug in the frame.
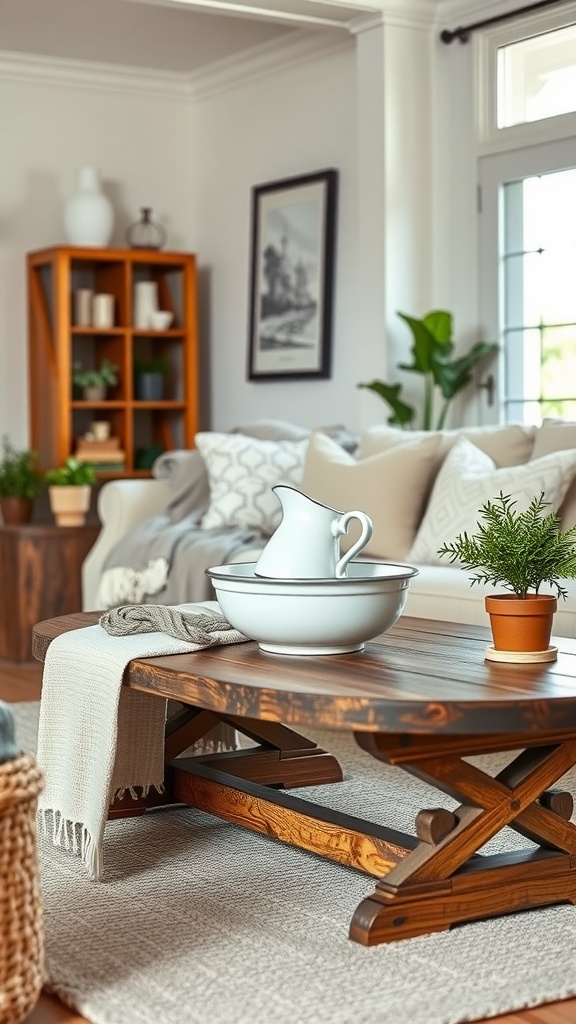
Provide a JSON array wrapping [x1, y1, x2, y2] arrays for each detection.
[[12, 701, 576, 1024]]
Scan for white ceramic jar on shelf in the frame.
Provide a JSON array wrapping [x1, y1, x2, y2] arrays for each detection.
[[63, 167, 114, 247], [134, 281, 159, 329]]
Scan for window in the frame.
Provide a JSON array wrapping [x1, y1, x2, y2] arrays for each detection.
[[502, 168, 576, 423], [477, 10, 576, 426], [498, 23, 576, 128]]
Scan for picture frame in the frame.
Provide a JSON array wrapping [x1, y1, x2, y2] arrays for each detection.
[[247, 169, 338, 381]]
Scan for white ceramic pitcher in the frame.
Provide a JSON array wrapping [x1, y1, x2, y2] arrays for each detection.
[[254, 485, 373, 580]]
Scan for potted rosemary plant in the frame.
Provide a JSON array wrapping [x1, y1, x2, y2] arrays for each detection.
[[438, 491, 576, 662], [44, 457, 96, 527], [0, 435, 41, 524]]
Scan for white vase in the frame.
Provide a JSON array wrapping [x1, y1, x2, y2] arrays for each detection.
[[63, 167, 114, 247], [134, 281, 159, 329]]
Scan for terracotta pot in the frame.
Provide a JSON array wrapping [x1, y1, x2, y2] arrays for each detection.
[[48, 485, 91, 527], [0, 496, 34, 525], [485, 594, 557, 652]]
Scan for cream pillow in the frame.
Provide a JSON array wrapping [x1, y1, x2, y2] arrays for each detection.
[[531, 418, 576, 530], [409, 435, 576, 565], [196, 432, 308, 534], [301, 430, 442, 560], [358, 423, 536, 468]]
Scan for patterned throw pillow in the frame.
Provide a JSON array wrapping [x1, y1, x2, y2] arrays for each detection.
[[195, 432, 308, 534], [408, 435, 576, 566]]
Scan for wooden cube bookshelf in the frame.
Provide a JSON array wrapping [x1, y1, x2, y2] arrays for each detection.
[[27, 246, 200, 477]]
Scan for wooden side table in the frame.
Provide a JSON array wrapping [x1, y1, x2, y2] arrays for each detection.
[[0, 523, 100, 661]]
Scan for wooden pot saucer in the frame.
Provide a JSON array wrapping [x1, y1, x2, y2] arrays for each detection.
[[485, 645, 558, 664]]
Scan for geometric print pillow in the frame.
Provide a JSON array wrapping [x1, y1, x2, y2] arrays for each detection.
[[408, 435, 576, 566], [195, 432, 308, 535]]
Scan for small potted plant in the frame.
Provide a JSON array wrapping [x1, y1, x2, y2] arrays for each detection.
[[44, 457, 96, 527], [0, 435, 41, 524], [438, 491, 576, 662], [73, 359, 119, 401]]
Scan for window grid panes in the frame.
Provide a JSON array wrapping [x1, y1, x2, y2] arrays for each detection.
[[502, 168, 576, 424]]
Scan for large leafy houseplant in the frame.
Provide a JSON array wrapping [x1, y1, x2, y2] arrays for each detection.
[[438, 492, 576, 659], [358, 310, 497, 430]]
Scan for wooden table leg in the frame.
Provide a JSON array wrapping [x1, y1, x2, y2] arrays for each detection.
[[350, 730, 576, 945], [108, 708, 343, 819]]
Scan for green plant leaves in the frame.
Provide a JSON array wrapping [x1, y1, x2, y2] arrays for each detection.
[[437, 491, 576, 599], [433, 341, 499, 401], [358, 309, 498, 430], [356, 381, 414, 427], [0, 435, 41, 498], [44, 457, 96, 486]]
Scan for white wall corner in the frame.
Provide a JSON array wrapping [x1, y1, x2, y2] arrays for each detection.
[[188, 27, 354, 99]]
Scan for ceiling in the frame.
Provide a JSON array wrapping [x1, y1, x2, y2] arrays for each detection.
[[0, 0, 388, 75]]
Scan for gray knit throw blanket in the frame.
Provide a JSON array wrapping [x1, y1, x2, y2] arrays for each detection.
[[100, 603, 246, 645]]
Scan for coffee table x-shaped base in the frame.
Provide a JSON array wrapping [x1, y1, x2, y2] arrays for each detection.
[[109, 705, 576, 946]]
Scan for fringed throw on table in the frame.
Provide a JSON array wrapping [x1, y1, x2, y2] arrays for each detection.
[[36, 601, 248, 881]]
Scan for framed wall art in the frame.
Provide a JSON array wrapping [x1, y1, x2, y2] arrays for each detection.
[[247, 168, 338, 381]]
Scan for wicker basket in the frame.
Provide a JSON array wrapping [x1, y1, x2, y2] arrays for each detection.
[[0, 752, 44, 1024]]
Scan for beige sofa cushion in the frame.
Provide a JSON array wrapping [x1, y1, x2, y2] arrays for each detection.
[[531, 418, 576, 530], [409, 435, 576, 565], [357, 423, 537, 468], [301, 430, 442, 560]]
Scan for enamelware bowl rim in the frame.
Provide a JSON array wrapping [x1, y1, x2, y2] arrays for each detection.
[[206, 560, 419, 585]]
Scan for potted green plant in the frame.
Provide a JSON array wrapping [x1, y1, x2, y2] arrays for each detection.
[[73, 359, 119, 401], [358, 309, 498, 429], [44, 457, 96, 527], [0, 435, 41, 524], [438, 491, 576, 662], [134, 354, 169, 401]]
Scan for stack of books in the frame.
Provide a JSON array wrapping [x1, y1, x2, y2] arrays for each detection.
[[75, 436, 126, 472]]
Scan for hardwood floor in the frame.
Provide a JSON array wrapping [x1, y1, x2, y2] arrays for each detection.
[[2, 658, 575, 1024]]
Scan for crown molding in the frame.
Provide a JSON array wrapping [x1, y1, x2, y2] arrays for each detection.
[[348, 0, 440, 34], [0, 49, 191, 99], [188, 27, 354, 98], [0, 27, 356, 101]]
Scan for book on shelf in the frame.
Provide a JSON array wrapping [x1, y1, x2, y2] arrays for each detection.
[[76, 436, 121, 454], [75, 451, 126, 463]]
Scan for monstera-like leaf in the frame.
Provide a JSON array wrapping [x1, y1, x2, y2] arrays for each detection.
[[358, 310, 497, 430]]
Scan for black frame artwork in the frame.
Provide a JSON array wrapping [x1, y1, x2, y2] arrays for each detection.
[[247, 169, 338, 381]]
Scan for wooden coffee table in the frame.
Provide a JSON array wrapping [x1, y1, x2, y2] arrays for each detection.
[[33, 612, 576, 946]]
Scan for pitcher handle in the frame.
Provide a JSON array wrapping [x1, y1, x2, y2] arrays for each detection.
[[332, 511, 373, 578]]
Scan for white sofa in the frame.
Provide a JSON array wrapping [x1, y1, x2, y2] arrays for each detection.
[[82, 418, 576, 638]]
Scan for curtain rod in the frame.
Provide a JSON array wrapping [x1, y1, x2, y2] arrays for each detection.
[[440, 0, 570, 44]]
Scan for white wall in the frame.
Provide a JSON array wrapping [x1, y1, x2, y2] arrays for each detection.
[[193, 43, 360, 432], [0, 75, 195, 445], [0, 17, 483, 448]]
